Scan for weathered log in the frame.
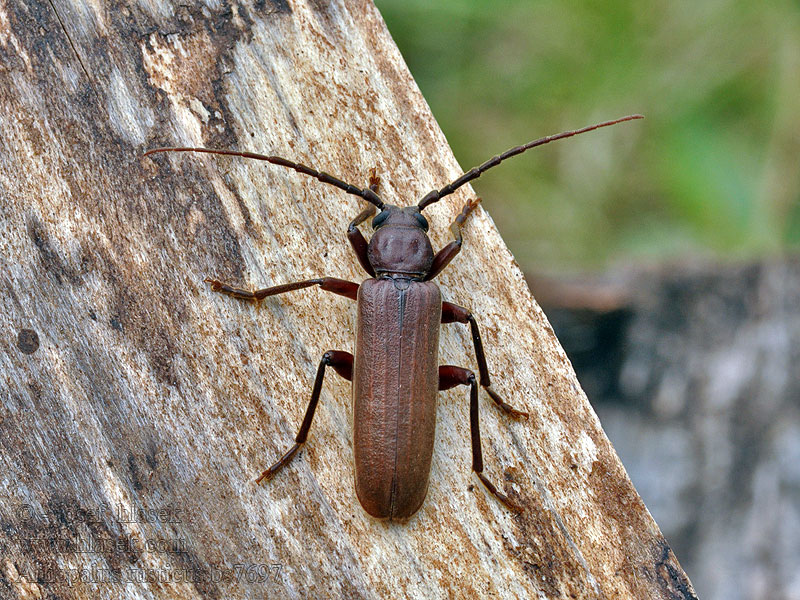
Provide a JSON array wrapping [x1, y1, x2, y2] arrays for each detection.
[[0, 1, 695, 598]]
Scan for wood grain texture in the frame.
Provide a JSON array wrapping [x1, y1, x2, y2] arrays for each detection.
[[0, 1, 696, 598]]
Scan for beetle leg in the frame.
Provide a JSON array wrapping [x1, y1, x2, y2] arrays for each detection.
[[205, 276, 359, 301], [256, 350, 353, 484], [441, 302, 528, 419], [346, 169, 381, 278], [438, 365, 522, 512], [425, 197, 481, 281], [367, 168, 381, 193], [348, 208, 376, 278]]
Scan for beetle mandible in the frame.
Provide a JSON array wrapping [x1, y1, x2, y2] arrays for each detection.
[[145, 114, 642, 520]]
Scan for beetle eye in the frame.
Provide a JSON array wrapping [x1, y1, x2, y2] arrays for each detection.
[[371, 210, 389, 230], [414, 212, 429, 232]]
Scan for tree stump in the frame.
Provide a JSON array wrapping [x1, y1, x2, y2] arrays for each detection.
[[0, 1, 696, 598]]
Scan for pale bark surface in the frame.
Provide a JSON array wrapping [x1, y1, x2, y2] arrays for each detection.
[[0, 1, 695, 598]]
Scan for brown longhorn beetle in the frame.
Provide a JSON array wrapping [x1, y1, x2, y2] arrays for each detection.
[[145, 114, 642, 520]]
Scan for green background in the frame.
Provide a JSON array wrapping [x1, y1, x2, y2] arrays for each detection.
[[375, 0, 800, 275]]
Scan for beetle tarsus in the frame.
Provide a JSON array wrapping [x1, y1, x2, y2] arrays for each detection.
[[476, 472, 523, 513], [204, 277, 264, 300], [368, 168, 380, 192], [256, 442, 303, 484], [485, 386, 529, 419], [453, 197, 481, 234]]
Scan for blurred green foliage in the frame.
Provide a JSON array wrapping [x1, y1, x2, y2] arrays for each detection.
[[375, 0, 800, 274]]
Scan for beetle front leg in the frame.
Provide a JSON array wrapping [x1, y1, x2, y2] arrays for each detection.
[[205, 277, 359, 301], [256, 350, 353, 484], [442, 302, 528, 419], [439, 365, 522, 512], [347, 169, 381, 277], [425, 197, 481, 281]]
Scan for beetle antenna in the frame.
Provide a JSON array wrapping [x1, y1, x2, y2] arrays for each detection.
[[417, 114, 643, 210], [143, 146, 385, 209]]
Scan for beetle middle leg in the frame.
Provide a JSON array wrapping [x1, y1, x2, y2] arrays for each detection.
[[205, 276, 359, 301], [442, 302, 528, 419], [207, 170, 380, 299], [256, 350, 353, 484], [439, 365, 522, 512]]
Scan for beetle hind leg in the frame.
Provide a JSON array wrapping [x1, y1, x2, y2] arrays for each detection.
[[256, 350, 353, 485], [438, 365, 522, 513]]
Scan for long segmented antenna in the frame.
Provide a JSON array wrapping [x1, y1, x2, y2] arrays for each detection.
[[417, 114, 643, 210], [143, 146, 385, 209]]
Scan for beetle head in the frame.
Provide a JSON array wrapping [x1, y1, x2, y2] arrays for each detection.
[[367, 204, 433, 278]]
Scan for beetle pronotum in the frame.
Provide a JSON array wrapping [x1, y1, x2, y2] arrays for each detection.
[[145, 114, 642, 520]]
